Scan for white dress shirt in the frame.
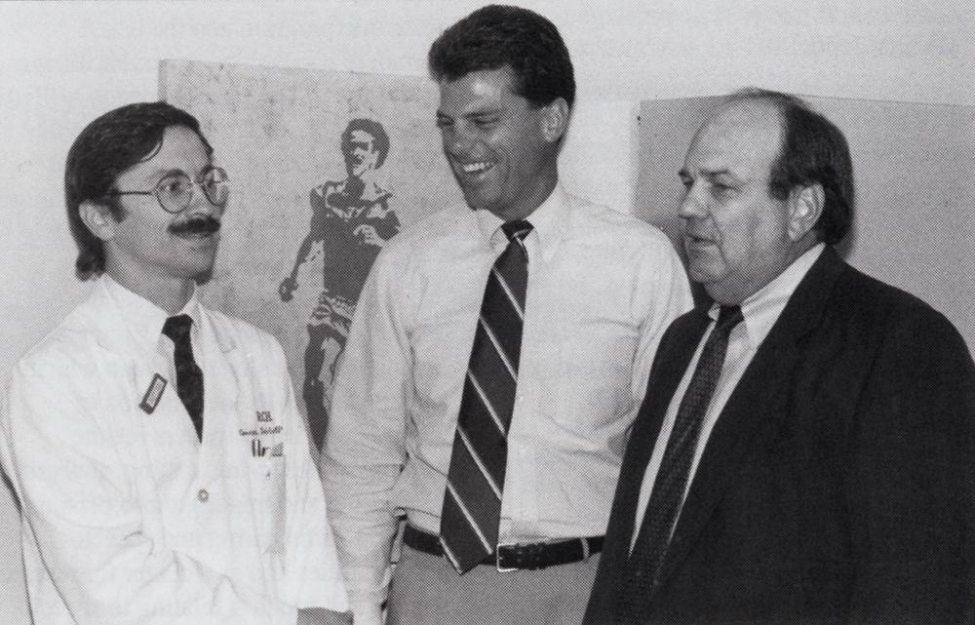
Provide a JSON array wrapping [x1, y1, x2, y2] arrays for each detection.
[[633, 243, 825, 546], [322, 185, 693, 618]]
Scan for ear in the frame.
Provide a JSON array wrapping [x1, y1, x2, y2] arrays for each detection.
[[78, 200, 119, 242], [787, 183, 824, 241], [540, 97, 570, 143]]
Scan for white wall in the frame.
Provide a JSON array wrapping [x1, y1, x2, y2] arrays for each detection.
[[1, 1, 973, 622]]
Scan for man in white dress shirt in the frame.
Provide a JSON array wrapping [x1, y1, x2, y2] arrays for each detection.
[[0, 102, 350, 625], [321, 5, 692, 625]]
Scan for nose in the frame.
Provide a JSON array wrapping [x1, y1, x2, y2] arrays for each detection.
[[442, 122, 475, 156], [184, 181, 223, 216], [677, 182, 707, 220]]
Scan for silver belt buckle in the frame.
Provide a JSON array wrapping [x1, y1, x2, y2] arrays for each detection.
[[496, 541, 518, 573]]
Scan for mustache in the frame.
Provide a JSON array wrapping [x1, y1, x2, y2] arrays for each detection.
[[169, 216, 221, 236]]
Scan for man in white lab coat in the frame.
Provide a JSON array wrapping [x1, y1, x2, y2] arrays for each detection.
[[0, 102, 350, 625]]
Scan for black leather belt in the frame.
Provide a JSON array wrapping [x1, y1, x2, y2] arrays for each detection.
[[403, 525, 603, 572]]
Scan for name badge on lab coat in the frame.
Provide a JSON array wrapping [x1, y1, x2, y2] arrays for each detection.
[[139, 374, 168, 414]]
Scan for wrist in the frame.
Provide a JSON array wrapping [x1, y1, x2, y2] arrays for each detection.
[[350, 600, 383, 625]]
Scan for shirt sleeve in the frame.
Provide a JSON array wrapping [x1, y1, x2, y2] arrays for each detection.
[[630, 233, 694, 405], [270, 338, 349, 613], [320, 249, 412, 625], [0, 356, 298, 625]]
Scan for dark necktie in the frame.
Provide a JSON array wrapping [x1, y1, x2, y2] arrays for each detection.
[[440, 220, 533, 574], [162, 314, 205, 441], [617, 305, 744, 623]]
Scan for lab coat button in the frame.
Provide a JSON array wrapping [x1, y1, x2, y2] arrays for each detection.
[[197, 489, 209, 502]]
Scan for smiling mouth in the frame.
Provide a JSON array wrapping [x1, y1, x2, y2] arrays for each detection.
[[456, 160, 494, 175], [170, 227, 221, 244], [174, 232, 219, 242]]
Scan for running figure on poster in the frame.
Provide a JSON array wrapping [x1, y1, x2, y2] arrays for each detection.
[[280, 118, 400, 449]]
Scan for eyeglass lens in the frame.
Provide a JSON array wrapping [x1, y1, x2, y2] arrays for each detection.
[[157, 168, 230, 213]]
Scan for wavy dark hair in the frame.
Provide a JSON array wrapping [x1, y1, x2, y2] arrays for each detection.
[[727, 88, 855, 245], [342, 118, 390, 168], [428, 4, 575, 109], [65, 102, 212, 280]]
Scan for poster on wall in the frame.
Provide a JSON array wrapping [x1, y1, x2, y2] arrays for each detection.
[[161, 59, 462, 450]]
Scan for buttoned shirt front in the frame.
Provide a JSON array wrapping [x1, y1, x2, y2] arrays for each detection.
[[633, 244, 826, 544], [322, 185, 693, 614]]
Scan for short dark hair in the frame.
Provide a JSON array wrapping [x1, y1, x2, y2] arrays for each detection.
[[428, 4, 575, 108], [65, 102, 212, 280], [726, 88, 854, 245], [342, 118, 390, 168]]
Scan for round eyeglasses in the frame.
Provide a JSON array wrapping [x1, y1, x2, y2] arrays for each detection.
[[106, 167, 230, 214]]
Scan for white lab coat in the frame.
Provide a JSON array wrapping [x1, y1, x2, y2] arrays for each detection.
[[0, 277, 348, 625]]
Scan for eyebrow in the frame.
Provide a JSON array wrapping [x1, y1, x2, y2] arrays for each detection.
[[678, 167, 738, 180], [137, 165, 214, 186], [157, 168, 190, 178], [465, 108, 504, 119], [437, 107, 505, 120], [154, 163, 216, 180]]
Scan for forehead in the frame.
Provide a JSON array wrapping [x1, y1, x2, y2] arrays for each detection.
[[116, 125, 211, 185], [686, 101, 783, 178], [349, 129, 375, 144], [437, 66, 523, 113]]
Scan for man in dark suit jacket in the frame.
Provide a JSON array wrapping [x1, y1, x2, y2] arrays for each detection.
[[583, 89, 975, 625]]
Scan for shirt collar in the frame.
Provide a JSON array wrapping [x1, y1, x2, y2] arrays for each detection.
[[101, 274, 202, 351], [708, 243, 825, 349], [474, 183, 569, 261]]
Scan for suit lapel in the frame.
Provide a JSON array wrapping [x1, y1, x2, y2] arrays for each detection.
[[655, 247, 847, 588], [607, 310, 712, 566], [626, 310, 712, 492]]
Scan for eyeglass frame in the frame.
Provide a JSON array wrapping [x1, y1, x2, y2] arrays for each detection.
[[104, 166, 231, 214]]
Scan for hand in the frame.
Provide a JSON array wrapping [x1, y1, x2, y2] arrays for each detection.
[[279, 276, 298, 302], [296, 607, 354, 625], [353, 224, 383, 246], [349, 601, 383, 625]]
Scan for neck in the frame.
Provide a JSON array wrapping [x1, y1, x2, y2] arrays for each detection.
[[104, 262, 195, 315], [358, 168, 379, 184], [706, 238, 819, 305], [497, 166, 559, 222]]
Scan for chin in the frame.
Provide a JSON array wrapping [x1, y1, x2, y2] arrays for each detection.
[[461, 191, 495, 212], [176, 262, 215, 284], [687, 263, 719, 285], [177, 256, 217, 281], [193, 267, 215, 285]]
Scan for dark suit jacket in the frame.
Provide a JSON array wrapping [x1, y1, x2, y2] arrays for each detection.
[[583, 247, 975, 625]]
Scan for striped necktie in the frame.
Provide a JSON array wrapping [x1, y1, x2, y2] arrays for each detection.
[[440, 220, 533, 574], [617, 305, 743, 623], [162, 314, 205, 441]]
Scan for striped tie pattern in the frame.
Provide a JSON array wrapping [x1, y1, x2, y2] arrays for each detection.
[[440, 220, 533, 574], [617, 305, 743, 623], [162, 314, 205, 441]]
